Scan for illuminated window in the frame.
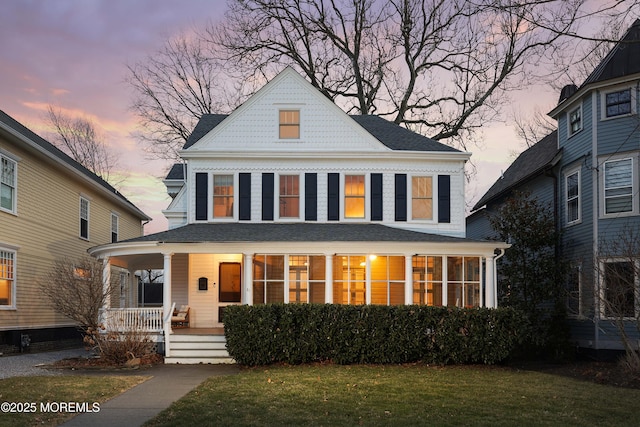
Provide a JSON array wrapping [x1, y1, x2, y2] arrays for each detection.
[[213, 175, 234, 218], [344, 175, 365, 218], [370, 255, 405, 305], [412, 256, 443, 306], [1, 154, 16, 213], [0, 250, 14, 307], [279, 110, 300, 139], [412, 176, 433, 220], [447, 257, 480, 308], [288, 255, 325, 303], [279, 175, 300, 218], [333, 255, 366, 304], [253, 255, 284, 304]]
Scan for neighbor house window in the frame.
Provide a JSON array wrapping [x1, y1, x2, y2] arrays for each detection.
[[279, 175, 300, 218], [279, 110, 300, 139], [213, 175, 234, 218], [413, 256, 443, 306], [603, 158, 633, 214], [600, 260, 637, 319], [370, 255, 405, 305], [333, 255, 366, 304], [253, 255, 284, 304], [568, 105, 582, 135], [80, 197, 89, 239], [565, 170, 580, 224], [605, 88, 632, 118], [344, 175, 365, 218], [111, 213, 119, 243], [0, 249, 15, 307], [412, 176, 433, 220], [288, 255, 325, 303], [1, 154, 16, 213]]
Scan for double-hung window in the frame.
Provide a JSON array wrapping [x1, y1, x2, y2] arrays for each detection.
[[213, 175, 234, 218], [344, 175, 365, 218], [1, 154, 16, 213], [111, 213, 119, 243], [565, 169, 580, 224], [568, 105, 582, 135], [0, 249, 15, 307], [279, 175, 300, 218], [80, 197, 90, 239], [279, 110, 300, 139], [412, 176, 433, 220], [605, 88, 632, 118], [603, 158, 633, 214]]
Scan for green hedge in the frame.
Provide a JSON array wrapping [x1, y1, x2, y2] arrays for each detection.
[[223, 304, 526, 366]]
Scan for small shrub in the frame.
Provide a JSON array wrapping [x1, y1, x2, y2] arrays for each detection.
[[84, 324, 156, 365]]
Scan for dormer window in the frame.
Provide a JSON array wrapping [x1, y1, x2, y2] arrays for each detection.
[[605, 88, 631, 118], [568, 105, 582, 136], [279, 110, 300, 139]]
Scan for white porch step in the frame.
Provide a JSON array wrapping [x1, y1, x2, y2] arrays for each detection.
[[165, 332, 234, 364]]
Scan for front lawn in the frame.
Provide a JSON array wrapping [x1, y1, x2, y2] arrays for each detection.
[[0, 375, 147, 426], [145, 364, 640, 426]]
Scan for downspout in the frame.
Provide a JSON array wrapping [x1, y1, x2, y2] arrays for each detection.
[[591, 90, 600, 350], [493, 248, 506, 307]]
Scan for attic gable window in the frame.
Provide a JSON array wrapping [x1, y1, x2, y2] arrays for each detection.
[[605, 88, 632, 118], [279, 110, 300, 139]]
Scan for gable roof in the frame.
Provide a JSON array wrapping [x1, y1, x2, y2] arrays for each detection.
[[472, 130, 561, 211], [0, 110, 149, 220]]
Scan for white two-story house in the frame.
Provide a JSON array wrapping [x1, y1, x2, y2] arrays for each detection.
[[89, 68, 508, 363]]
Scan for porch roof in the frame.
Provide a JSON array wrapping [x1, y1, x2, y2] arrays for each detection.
[[117, 223, 486, 244]]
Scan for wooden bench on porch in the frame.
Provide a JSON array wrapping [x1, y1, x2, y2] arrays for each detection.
[[171, 305, 190, 328]]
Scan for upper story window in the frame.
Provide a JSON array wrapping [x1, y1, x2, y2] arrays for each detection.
[[279, 175, 300, 218], [565, 169, 580, 224], [111, 213, 119, 243], [80, 197, 90, 239], [344, 175, 365, 218], [604, 88, 632, 118], [213, 175, 234, 218], [279, 110, 300, 139], [603, 157, 633, 215], [568, 105, 582, 136], [0, 249, 15, 307], [1, 154, 16, 213], [412, 176, 433, 220]]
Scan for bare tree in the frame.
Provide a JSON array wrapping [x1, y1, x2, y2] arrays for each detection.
[[42, 257, 114, 332], [127, 0, 639, 159], [597, 225, 640, 374], [45, 105, 119, 182]]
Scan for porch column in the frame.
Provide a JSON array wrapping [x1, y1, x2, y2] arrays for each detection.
[[325, 254, 333, 303], [163, 252, 173, 356], [404, 255, 413, 305], [102, 257, 111, 310], [243, 253, 253, 305], [485, 255, 496, 308]]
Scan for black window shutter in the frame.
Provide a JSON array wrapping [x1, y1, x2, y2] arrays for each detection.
[[305, 173, 317, 221], [395, 174, 407, 222], [195, 172, 208, 220], [239, 173, 251, 220], [438, 175, 451, 223], [371, 173, 383, 221], [262, 173, 274, 221], [327, 173, 340, 221]]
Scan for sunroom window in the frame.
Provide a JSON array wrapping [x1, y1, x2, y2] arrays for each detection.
[[333, 255, 366, 304], [413, 256, 443, 306], [253, 255, 284, 304]]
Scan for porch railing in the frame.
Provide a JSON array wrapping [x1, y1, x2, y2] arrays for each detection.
[[100, 308, 164, 333]]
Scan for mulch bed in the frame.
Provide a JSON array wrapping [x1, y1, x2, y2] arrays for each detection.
[[49, 353, 164, 371]]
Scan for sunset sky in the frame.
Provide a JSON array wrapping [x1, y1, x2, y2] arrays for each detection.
[[1, 0, 566, 234]]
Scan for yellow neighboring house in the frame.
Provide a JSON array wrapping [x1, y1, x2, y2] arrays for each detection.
[[0, 110, 149, 354]]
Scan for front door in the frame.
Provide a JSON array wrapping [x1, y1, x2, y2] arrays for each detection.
[[218, 262, 241, 325]]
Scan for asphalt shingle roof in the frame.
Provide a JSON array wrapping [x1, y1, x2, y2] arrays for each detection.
[[118, 222, 484, 244], [472, 130, 561, 211]]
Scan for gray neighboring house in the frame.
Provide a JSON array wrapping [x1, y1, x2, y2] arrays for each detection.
[[468, 19, 640, 355]]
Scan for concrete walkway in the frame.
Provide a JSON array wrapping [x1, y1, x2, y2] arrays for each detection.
[[0, 348, 239, 426]]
